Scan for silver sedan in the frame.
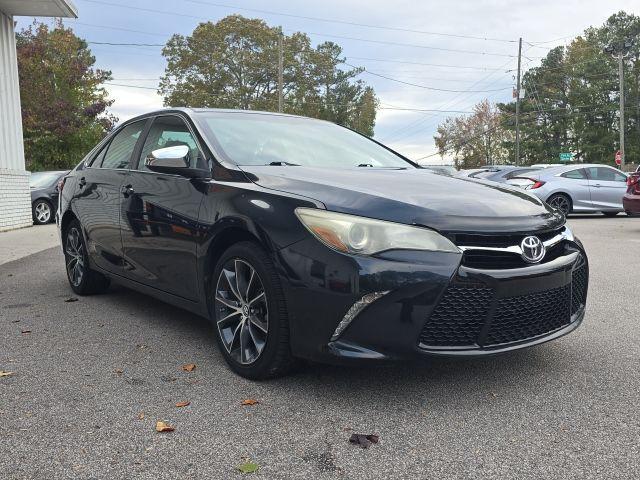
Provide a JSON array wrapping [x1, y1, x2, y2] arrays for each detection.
[[506, 164, 629, 216]]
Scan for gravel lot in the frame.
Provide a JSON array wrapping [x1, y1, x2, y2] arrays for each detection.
[[1, 216, 639, 479]]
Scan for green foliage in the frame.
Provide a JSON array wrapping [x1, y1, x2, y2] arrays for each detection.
[[159, 15, 378, 136], [17, 21, 116, 171], [498, 11, 640, 165]]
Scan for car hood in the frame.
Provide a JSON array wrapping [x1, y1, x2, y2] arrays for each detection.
[[240, 166, 564, 233]]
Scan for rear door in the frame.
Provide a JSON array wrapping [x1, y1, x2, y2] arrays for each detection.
[[586, 166, 627, 210], [557, 168, 592, 210], [73, 120, 147, 274], [119, 114, 206, 301]]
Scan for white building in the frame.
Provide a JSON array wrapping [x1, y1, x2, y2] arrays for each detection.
[[0, 0, 77, 231]]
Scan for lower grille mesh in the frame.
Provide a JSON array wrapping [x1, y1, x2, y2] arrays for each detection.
[[420, 258, 587, 349], [484, 285, 571, 346], [419, 285, 492, 346]]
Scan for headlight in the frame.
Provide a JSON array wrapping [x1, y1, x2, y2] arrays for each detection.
[[295, 208, 460, 256]]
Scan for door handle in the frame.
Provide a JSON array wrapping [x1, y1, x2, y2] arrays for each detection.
[[121, 184, 135, 197], [78, 177, 87, 188], [593, 184, 602, 188]]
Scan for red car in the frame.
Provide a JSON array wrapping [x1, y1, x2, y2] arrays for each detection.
[[623, 167, 640, 216]]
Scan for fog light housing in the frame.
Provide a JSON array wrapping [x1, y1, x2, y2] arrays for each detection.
[[330, 291, 390, 341]]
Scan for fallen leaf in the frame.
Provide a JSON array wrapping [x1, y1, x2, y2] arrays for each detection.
[[65, 297, 78, 303], [155, 421, 174, 433], [182, 363, 196, 372], [21, 330, 32, 334], [138, 412, 145, 420], [136, 344, 148, 350], [0, 371, 14, 377], [175, 401, 191, 408], [349, 433, 380, 449], [241, 399, 259, 406], [237, 462, 259, 474], [114, 369, 123, 375]]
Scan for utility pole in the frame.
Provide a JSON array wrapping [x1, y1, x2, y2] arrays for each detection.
[[278, 31, 284, 113], [514, 37, 522, 167], [604, 39, 633, 169]]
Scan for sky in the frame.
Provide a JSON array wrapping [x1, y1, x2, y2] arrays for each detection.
[[16, 0, 640, 163]]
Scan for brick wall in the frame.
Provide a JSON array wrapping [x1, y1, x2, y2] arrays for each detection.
[[0, 169, 32, 231]]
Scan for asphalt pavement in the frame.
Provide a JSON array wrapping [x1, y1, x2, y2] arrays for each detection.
[[1, 216, 639, 479]]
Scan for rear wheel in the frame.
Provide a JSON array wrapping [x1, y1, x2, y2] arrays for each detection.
[[63, 219, 110, 295], [211, 242, 293, 379], [546, 193, 572, 216], [32, 199, 52, 225], [602, 211, 619, 217]]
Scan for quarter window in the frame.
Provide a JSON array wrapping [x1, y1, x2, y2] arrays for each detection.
[[137, 116, 203, 171], [561, 169, 587, 179], [100, 120, 146, 169]]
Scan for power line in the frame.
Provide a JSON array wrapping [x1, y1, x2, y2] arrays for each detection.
[[181, 0, 519, 43], [77, 0, 524, 59], [348, 64, 513, 93]]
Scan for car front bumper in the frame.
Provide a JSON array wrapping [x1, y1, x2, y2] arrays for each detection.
[[278, 237, 588, 364]]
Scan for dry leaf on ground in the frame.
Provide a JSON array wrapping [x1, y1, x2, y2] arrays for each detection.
[[237, 461, 259, 474], [0, 371, 14, 377], [65, 297, 78, 303], [349, 433, 380, 449], [241, 399, 259, 406], [21, 330, 31, 334], [155, 421, 175, 433], [138, 412, 145, 420], [175, 401, 191, 408], [182, 363, 196, 372]]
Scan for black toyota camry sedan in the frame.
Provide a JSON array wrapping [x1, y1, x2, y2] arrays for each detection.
[[56, 108, 588, 379]]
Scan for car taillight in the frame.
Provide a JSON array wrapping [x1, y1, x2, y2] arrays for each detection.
[[530, 180, 545, 189], [627, 175, 639, 187], [57, 177, 66, 193]]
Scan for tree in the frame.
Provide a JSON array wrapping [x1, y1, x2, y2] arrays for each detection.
[[434, 100, 511, 168], [16, 21, 116, 171], [498, 11, 640, 165], [159, 15, 378, 136]]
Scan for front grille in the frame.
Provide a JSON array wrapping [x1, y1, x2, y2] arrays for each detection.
[[462, 241, 567, 269], [419, 256, 588, 349], [450, 227, 564, 249]]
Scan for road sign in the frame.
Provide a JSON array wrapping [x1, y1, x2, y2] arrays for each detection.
[[615, 150, 622, 165], [559, 152, 572, 162]]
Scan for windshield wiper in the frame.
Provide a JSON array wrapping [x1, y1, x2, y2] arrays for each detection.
[[267, 161, 300, 166], [358, 163, 374, 167]]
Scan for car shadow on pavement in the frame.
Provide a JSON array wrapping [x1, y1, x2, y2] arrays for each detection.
[[104, 282, 571, 407]]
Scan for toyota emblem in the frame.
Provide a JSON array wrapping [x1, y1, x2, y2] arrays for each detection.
[[520, 236, 545, 263]]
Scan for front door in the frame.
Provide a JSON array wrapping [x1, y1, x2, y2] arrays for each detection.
[[73, 120, 147, 274], [586, 166, 627, 210], [120, 115, 206, 301]]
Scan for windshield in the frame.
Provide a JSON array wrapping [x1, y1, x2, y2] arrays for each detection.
[[29, 172, 61, 189], [197, 113, 414, 169]]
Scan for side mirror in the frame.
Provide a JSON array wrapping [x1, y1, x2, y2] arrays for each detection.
[[145, 145, 210, 179]]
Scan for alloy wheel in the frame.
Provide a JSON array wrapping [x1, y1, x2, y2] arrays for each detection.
[[65, 227, 85, 287], [548, 195, 570, 215], [35, 202, 51, 223], [214, 259, 269, 365]]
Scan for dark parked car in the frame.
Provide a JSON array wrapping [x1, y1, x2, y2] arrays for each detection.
[[56, 109, 589, 379], [30, 170, 69, 225], [465, 166, 542, 183]]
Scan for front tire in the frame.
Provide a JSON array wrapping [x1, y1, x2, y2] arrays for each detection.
[[63, 219, 110, 295], [211, 242, 293, 380], [32, 199, 52, 225]]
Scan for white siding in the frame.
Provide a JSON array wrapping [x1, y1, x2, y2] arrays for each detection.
[[0, 9, 31, 230]]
